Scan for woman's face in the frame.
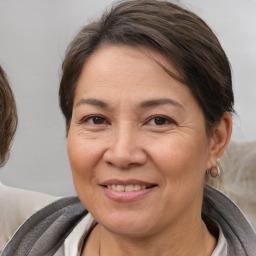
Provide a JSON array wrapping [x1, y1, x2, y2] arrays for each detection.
[[68, 45, 216, 237]]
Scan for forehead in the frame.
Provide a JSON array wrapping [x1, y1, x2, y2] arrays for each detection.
[[74, 45, 196, 109]]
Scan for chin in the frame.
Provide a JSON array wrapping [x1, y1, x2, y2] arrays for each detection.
[[95, 210, 160, 238]]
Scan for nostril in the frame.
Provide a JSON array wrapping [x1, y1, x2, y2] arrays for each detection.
[[106, 161, 114, 167], [106, 160, 140, 169], [103, 145, 147, 168]]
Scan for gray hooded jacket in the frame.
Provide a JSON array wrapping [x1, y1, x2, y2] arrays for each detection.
[[1, 184, 256, 256]]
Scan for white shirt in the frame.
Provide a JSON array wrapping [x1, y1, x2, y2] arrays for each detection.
[[54, 213, 227, 256]]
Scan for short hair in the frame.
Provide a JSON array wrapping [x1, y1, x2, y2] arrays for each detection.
[[59, 0, 234, 135], [0, 65, 17, 166]]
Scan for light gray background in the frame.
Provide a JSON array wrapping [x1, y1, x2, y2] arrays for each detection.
[[0, 0, 255, 196]]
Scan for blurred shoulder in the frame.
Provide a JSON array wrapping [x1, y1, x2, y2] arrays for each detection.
[[217, 140, 256, 228], [0, 183, 57, 250]]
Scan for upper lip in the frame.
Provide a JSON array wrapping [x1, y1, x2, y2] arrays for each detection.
[[100, 179, 158, 187]]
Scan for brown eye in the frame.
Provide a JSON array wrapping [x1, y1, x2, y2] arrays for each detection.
[[146, 115, 176, 126], [154, 116, 168, 125], [91, 116, 105, 124], [83, 115, 107, 125]]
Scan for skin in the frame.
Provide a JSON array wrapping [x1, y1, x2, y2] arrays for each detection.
[[67, 45, 232, 256]]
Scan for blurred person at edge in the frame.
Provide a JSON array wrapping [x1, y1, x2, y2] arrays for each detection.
[[2, 1, 256, 256], [0, 65, 55, 250]]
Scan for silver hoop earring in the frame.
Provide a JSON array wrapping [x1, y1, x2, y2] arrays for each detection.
[[206, 159, 221, 179]]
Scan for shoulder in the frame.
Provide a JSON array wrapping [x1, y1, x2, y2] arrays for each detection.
[[220, 140, 256, 228], [0, 183, 56, 249], [203, 184, 256, 256], [1, 196, 87, 256]]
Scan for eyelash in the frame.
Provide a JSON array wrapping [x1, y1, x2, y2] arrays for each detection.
[[145, 115, 176, 126], [79, 115, 108, 125], [79, 115, 176, 127]]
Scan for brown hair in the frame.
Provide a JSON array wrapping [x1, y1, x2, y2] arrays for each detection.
[[59, 0, 234, 134], [0, 65, 17, 166]]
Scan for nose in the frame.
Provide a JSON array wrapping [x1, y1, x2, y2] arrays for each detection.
[[103, 125, 147, 169]]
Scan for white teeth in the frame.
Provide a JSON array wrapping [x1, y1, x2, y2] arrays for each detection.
[[106, 184, 148, 191], [134, 184, 141, 191], [116, 185, 125, 192], [125, 185, 134, 192]]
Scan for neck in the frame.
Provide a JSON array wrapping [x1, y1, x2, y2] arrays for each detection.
[[83, 219, 216, 256]]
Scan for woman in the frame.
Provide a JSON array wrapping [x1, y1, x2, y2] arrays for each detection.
[[2, 0, 256, 255], [0, 65, 56, 249], [0, 65, 17, 167]]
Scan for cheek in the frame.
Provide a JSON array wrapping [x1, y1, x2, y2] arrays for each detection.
[[67, 134, 102, 189], [68, 132, 101, 167], [150, 136, 209, 212], [149, 135, 209, 185], [67, 135, 103, 212]]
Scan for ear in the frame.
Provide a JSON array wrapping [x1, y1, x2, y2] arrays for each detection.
[[206, 112, 232, 170]]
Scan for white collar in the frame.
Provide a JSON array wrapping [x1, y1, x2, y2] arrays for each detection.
[[54, 213, 96, 256], [211, 223, 227, 256], [55, 214, 227, 256]]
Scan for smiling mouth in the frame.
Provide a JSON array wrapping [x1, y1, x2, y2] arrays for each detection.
[[103, 184, 157, 192]]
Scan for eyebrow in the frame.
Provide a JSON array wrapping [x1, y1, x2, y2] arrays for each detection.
[[139, 98, 184, 110], [75, 97, 184, 110], [75, 98, 109, 108]]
